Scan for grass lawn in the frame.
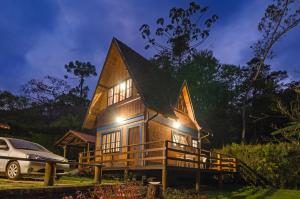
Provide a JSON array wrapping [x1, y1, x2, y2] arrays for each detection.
[[205, 186, 300, 199], [164, 186, 300, 199], [0, 176, 119, 190]]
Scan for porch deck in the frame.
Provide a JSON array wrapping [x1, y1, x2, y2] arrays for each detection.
[[79, 140, 236, 173], [79, 140, 236, 191]]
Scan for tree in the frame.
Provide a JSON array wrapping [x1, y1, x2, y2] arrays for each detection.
[[273, 81, 300, 145], [177, 51, 244, 146], [139, 2, 218, 70], [241, 0, 300, 142], [64, 61, 97, 98], [0, 91, 28, 111], [22, 76, 70, 104], [252, 0, 300, 80], [234, 58, 289, 142]]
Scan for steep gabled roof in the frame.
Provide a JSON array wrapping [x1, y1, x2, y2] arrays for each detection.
[[114, 38, 180, 117], [83, 38, 201, 129]]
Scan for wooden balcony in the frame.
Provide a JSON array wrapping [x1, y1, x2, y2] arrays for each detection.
[[79, 140, 237, 173]]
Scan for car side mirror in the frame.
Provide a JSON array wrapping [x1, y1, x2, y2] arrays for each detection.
[[0, 144, 8, 150]]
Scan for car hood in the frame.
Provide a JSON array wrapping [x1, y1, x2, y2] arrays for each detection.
[[18, 149, 66, 162]]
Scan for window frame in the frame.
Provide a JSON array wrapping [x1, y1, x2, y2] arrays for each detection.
[[107, 78, 133, 106], [192, 139, 198, 148], [108, 87, 114, 106], [101, 130, 121, 154], [171, 131, 188, 148]]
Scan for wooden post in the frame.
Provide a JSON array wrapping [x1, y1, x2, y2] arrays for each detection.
[[147, 183, 160, 199], [196, 142, 201, 192], [79, 152, 83, 169], [124, 168, 129, 181], [217, 154, 221, 171], [195, 170, 201, 192], [63, 145, 67, 158], [162, 140, 168, 192], [44, 162, 56, 186], [94, 164, 102, 184], [218, 174, 223, 189], [233, 158, 237, 172], [87, 143, 90, 164]]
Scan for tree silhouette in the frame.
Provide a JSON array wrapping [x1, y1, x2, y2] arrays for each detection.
[[139, 2, 218, 69], [64, 61, 97, 98]]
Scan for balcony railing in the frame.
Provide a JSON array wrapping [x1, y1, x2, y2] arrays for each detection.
[[79, 140, 237, 172]]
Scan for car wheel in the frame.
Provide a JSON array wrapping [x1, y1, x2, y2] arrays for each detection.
[[6, 161, 21, 180]]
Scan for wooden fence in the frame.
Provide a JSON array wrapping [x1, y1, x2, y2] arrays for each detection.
[[0, 156, 102, 186], [79, 140, 237, 172]]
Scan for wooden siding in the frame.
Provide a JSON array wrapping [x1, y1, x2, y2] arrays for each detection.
[[146, 120, 195, 165], [84, 41, 139, 129], [174, 110, 198, 130], [96, 97, 145, 127], [95, 120, 144, 168]]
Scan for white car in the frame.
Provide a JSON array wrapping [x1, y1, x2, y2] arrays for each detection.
[[0, 137, 69, 179]]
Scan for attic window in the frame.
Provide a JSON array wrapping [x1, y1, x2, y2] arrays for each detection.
[[108, 78, 132, 106], [176, 94, 188, 114]]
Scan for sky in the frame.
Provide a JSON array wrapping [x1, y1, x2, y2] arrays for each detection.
[[0, 0, 299, 96]]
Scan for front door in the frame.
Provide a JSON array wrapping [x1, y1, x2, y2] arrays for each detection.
[[128, 126, 140, 167]]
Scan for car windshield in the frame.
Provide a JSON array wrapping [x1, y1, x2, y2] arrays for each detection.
[[8, 139, 48, 152]]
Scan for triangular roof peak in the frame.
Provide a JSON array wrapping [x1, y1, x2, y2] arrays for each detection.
[[83, 38, 200, 129], [177, 81, 201, 130]]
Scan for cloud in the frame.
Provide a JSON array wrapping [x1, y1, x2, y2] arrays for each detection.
[[203, 1, 268, 65], [23, 0, 140, 94]]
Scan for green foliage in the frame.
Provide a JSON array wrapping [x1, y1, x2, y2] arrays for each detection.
[[164, 186, 300, 199], [139, 1, 299, 145], [272, 122, 300, 144], [252, 0, 300, 80], [140, 1, 218, 67], [272, 82, 300, 144], [205, 186, 300, 199], [219, 143, 300, 188], [64, 60, 97, 98], [0, 71, 91, 152], [177, 51, 241, 146]]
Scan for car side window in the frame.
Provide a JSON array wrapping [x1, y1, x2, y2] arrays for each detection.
[[0, 139, 8, 150]]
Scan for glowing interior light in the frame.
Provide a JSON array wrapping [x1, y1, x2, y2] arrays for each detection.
[[120, 82, 126, 90], [173, 121, 181, 129], [116, 116, 125, 123]]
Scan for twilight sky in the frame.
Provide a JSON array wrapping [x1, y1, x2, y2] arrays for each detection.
[[0, 0, 299, 96]]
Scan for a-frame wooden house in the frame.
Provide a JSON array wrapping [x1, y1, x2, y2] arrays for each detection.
[[82, 38, 236, 190]]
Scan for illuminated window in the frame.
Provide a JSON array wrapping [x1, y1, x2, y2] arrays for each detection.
[[107, 78, 133, 106], [192, 140, 198, 148], [108, 88, 113, 106], [113, 85, 120, 103], [102, 131, 121, 153], [119, 82, 126, 101], [126, 79, 132, 98], [172, 132, 188, 147]]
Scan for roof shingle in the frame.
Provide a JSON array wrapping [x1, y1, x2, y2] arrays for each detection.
[[114, 38, 181, 117]]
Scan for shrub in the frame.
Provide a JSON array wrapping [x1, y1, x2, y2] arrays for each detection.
[[63, 182, 147, 199], [218, 143, 300, 188]]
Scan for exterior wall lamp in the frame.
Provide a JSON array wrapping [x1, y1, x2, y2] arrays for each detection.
[[116, 116, 125, 123], [172, 121, 181, 129]]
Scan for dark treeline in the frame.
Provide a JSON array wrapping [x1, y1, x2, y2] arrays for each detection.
[[139, 0, 300, 147], [0, 61, 96, 151], [0, 0, 299, 150]]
